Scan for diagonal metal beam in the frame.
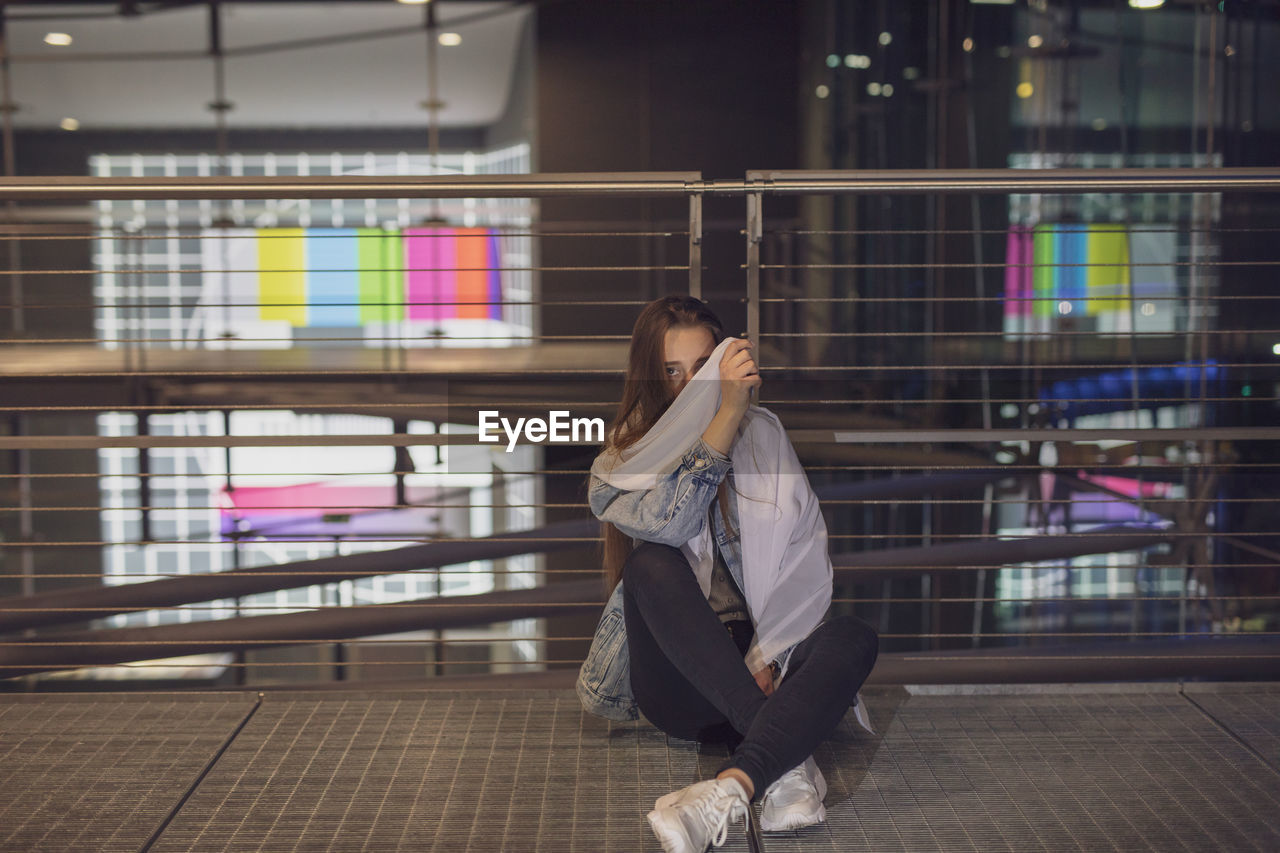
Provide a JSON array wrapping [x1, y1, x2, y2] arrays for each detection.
[[0, 518, 599, 633], [0, 579, 603, 680], [0, 474, 1020, 632]]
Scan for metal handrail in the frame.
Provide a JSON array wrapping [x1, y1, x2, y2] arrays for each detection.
[[0, 172, 704, 201], [0, 168, 1276, 202], [743, 168, 1280, 194], [2, 166, 1272, 685]]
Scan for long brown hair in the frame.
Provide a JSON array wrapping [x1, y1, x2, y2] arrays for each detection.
[[597, 295, 736, 593]]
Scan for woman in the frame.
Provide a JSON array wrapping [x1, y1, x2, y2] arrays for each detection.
[[576, 296, 879, 853]]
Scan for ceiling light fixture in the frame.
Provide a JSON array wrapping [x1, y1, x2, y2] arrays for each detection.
[[59, 117, 80, 131], [44, 32, 73, 47], [1128, 0, 1165, 8], [437, 32, 462, 47]]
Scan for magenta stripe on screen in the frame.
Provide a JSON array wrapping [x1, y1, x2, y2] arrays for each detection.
[[405, 228, 458, 321]]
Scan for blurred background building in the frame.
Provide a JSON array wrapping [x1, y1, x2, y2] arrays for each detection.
[[0, 0, 1277, 690]]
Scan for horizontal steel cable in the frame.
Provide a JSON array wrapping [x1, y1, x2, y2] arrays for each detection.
[[0, 299, 663, 311], [7, 329, 1278, 345], [4, 397, 1273, 413], [11, 225, 1280, 240], [2, 594, 1274, 612], [5, 651, 1279, 671], [756, 294, 1280, 302], [8, 293, 1277, 310], [7, 655, 1279, 670], [9, 363, 1275, 379], [3, 334, 634, 345], [766, 226, 1280, 236], [3, 427, 1277, 450], [894, 653, 1280, 662], [8, 496, 1276, 513], [1, 463, 1274, 478], [0, 660, 586, 669], [758, 328, 1280, 337], [7, 632, 1279, 648], [755, 260, 1280, 269], [762, 363, 1275, 371], [0, 531, 1247, 548], [0, 567, 1272, 581]]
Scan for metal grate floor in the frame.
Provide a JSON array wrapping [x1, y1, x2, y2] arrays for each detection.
[[0, 692, 258, 853], [1181, 682, 1280, 771], [150, 691, 749, 853], [771, 686, 1280, 853], [2, 685, 1278, 852]]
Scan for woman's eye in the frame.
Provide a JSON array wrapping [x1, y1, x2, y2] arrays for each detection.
[[666, 367, 680, 378]]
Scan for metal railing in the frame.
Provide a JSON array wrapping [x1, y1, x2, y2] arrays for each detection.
[[1, 168, 1278, 687]]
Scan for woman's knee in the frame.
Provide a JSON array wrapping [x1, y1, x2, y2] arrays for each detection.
[[621, 540, 689, 592], [827, 613, 880, 664]]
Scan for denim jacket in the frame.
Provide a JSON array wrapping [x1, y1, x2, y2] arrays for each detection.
[[576, 436, 757, 722]]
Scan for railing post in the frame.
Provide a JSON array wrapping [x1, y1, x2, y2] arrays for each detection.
[[688, 193, 702, 299], [138, 412, 152, 545], [745, 187, 762, 349]]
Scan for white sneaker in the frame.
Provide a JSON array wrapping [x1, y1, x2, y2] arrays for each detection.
[[647, 777, 749, 853], [759, 757, 827, 832]]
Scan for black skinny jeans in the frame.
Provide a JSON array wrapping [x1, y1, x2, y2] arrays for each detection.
[[622, 540, 879, 798]]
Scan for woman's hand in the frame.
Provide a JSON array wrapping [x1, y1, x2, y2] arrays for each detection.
[[752, 666, 775, 697], [718, 338, 761, 413], [701, 338, 762, 457]]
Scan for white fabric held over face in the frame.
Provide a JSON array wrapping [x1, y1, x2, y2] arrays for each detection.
[[590, 337, 833, 677]]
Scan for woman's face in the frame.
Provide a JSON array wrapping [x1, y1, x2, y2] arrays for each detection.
[[663, 324, 716, 397]]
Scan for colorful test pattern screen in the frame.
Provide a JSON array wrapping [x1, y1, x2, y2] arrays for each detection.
[[200, 227, 506, 339]]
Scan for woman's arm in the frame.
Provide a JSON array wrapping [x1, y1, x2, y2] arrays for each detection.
[[590, 338, 761, 546], [702, 339, 758, 455], [588, 437, 731, 546]]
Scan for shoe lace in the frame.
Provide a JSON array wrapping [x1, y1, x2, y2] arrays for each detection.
[[697, 785, 746, 848]]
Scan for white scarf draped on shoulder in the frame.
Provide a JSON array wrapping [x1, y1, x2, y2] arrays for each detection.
[[590, 337, 833, 676]]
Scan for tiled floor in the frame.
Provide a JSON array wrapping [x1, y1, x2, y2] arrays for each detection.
[[2, 684, 1278, 852]]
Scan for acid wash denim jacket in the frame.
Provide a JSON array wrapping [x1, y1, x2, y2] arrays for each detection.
[[576, 436, 790, 722]]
